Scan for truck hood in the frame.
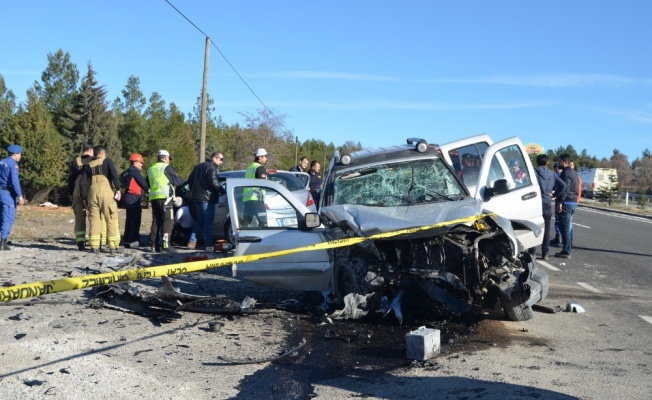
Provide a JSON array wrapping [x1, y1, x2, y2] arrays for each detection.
[[320, 198, 484, 237]]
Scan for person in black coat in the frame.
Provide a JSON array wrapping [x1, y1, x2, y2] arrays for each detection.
[[187, 152, 226, 249]]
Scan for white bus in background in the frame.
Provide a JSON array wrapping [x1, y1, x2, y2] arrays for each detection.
[[578, 168, 618, 198]]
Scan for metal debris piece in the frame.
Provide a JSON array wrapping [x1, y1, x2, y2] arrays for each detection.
[[14, 333, 27, 340], [532, 304, 563, 313], [101, 255, 136, 270], [175, 296, 247, 313], [208, 320, 223, 332], [566, 302, 585, 313], [23, 379, 45, 387], [156, 276, 211, 303], [329, 293, 374, 320], [8, 312, 24, 321]]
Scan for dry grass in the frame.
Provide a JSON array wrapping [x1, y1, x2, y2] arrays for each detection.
[[13, 205, 151, 241]]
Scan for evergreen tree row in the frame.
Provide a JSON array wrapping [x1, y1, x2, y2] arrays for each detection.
[[0, 49, 363, 203]]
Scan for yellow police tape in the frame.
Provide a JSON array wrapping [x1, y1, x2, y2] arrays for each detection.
[[0, 213, 493, 303]]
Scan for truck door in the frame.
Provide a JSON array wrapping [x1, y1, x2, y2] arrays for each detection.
[[474, 137, 544, 251]]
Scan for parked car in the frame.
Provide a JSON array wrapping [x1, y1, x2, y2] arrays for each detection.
[[224, 136, 548, 322], [212, 169, 316, 245]]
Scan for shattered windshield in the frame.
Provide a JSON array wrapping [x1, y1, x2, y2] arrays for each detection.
[[332, 158, 466, 207]]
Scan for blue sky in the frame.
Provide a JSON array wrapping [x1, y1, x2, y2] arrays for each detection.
[[2, 1, 651, 161]]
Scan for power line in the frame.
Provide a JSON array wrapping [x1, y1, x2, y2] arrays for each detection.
[[163, 0, 290, 134]]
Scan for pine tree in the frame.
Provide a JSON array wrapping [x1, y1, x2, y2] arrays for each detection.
[[35, 49, 79, 153], [13, 89, 68, 201], [69, 63, 121, 163], [596, 173, 620, 206], [116, 75, 148, 161], [0, 75, 18, 148]]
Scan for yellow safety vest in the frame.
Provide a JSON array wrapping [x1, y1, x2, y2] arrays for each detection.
[[147, 162, 171, 201], [243, 162, 265, 202]]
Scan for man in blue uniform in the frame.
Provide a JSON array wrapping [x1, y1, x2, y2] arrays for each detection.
[[0, 144, 25, 251]]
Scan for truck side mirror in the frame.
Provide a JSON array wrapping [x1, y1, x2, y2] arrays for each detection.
[[302, 212, 321, 229]]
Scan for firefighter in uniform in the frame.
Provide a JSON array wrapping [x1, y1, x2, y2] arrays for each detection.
[[79, 145, 122, 255], [67, 143, 94, 250], [147, 150, 183, 252], [243, 148, 269, 227]]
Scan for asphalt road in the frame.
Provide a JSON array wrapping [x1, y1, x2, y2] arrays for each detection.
[[310, 206, 652, 399]]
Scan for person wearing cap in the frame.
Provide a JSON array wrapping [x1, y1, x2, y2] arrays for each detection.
[[67, 143, 95, 250], [79, 145, 122, 255], [509, 159, 529, 187], [187, 151, 226, 249], [147, 149, 184, 252], [0, 144, 25, 251], [243, 148, 269, 227], [122, 153, 150, 248]]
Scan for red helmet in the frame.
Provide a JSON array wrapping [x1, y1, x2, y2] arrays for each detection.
[[130, 153, 144, 163]]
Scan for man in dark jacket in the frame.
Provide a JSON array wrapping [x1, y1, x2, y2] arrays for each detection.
[[122, 153, 150, 248], [187, 152, 226, 249], [289, 156, 308, 172], [554, 154, 579, 259], [529, 154, 566, 260]]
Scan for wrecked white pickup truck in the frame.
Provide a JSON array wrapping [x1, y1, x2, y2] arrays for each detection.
[[224, 135, 547, 322]]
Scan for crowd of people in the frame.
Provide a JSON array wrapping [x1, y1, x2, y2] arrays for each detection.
[[1, 142, 579, 259]]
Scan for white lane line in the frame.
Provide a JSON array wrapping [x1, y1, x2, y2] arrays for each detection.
[[576, 282, 603, 293], [573, 222, 591, 228], [538, 260, 560, 271], [580, 207, 652, 224], [639, 315, 652, 325]]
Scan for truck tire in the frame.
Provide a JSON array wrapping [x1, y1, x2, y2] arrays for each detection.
[[503, 300, 534, 321], [335, 257, 369, 302]]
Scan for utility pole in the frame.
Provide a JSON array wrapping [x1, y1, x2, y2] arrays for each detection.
[[294, 136, 299, 166], [199, 37, 210, 162]]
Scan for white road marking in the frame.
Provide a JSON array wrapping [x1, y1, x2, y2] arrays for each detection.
[[573, 222, 591, 228], [537, 260, 560, 271], [576, 282, 603, 293], [579, 207, 652, 224], [639, 315, 652, 325]]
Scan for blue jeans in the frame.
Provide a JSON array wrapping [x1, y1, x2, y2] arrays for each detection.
[[189, 201, 215, 246], [0, 190, 17, 239], [558, 203, 576, 254]]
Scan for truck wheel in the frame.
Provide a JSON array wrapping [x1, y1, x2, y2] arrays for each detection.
[[335, 257, 368, 302], [502, 295, 534, 321]]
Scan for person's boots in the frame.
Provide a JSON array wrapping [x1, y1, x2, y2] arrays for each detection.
[[0, 238, 10, 251], [77, 242, 85, 251]]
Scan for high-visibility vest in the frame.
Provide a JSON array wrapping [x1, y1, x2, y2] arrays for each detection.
[[147, 162, 171, 201], [243, 162, 264, 202]]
